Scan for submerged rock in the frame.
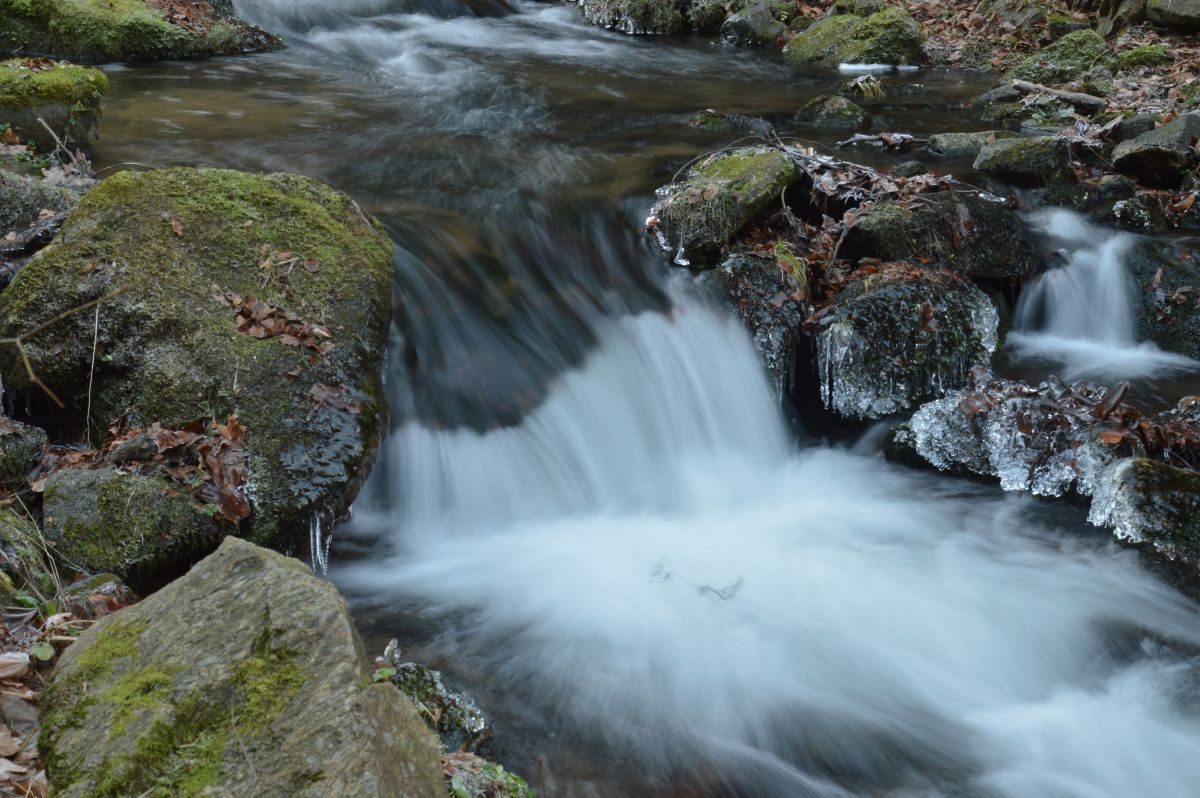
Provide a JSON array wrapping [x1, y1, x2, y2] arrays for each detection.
[[1090, 458, 1200, 565], [1009, 29, 1112, 85], [0, 59, 107, 153], [973, 135, 1075, 188], [654, 147, 797, 266], [0, 171, 77, 235], [1112, 111, 1200, 189], [840, 192, 1035, 283], [0, 168, 395, 554], [812, 265, 998, 419], [793, 94, 867, 129], [40, 537, 444, 798], [782, 6, 925, 66], [926, 130, 1020, 158], [0, 0, 281, 62]]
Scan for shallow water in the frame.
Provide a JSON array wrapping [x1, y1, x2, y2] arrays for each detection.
[[90, 1, 1200, 795]]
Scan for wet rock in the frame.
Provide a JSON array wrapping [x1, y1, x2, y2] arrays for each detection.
[[688, 109, 773, 137], [1146, 0, 1200, 29], [1090, 458, 1200, 566], [812, 265, 998, 419], [1127, 238, 1200, 359], [580, 0, 683, 34], [1097, 193, 1168, 232], [793, 94, 867, 129], [40, 537, 444, 798], [840, 192, 1035, 283], [1010, 30, 1112, 85], [387, 660, 490, 752], [0, 59, 107, 153], [973, 135, 1074, 187], [782, 6, 925, 66], [1096, 172, 1139, 199], [926, 130, 1020, 158], [1111, 112, 1158, 143], [654, 147, 797, 266], [1112, 111, 1200, 188], [443, 752, 535, 798], [709, 251, 805, 398], [720, 0, 786, 46], [0, 0, 281, 62], [0, 416, 46, 489], [41, 467, 222, 592], [0, 168, 396, 555], [892, 159, 925, 177]]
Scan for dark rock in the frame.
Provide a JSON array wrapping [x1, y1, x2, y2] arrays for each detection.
[[0, 416, 45, 489], [1127, 238, 1200, 359], [1090, 458, 1200, 564], [1111, 112, 1158, 143], [1111, 111, 1200, 188], [40, 537, 445, 798], [580, 0, 683, 33], [985, 0, 1048, 26], [793, 94, 867, 129], [782, 6, 925, 66], [389, 660, 490, 752], [840, 192, 1036, 282], [61, 572, 138, 619], [720, 0, 786, 45], [1096, 193, 1168, 232], [1096, 173, 1139, 199], [926, 130, 1020, 158], [973, 135, 1074, 187], [1146, 0, 1200, 28], [893, 159, 925, 177]]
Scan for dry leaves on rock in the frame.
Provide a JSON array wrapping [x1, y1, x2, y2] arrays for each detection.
[[212, 287, 334, 354]]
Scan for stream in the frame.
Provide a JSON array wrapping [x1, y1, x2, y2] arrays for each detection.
[[91, 1, 1200, 795]]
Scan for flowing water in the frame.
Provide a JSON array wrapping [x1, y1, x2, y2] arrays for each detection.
[[88, 1, 1200, 795]]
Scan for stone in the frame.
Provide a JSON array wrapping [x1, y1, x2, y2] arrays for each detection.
[[580, 0, 683, 34], [654, 147, 797, 266], [840, 192, 1036, 282], [1111, 112, 1158, 143], [0, 168, 396, 555], [0, 416, 46, 489], [1010, 30, 1112, 85], [1127, 237, 1200, 358], [782, 6, 925, 66], [1090, 457, 1200, 564], [985, 0, 1048, 26], [40, 537, 445, 798], [61, 572, 138, 619], [1111, 111, 1200, 188], [926, 130, 1020, 158], [0, 59, 107, 153], [793, 94, 867, 129], [973, 135, 1074, 187], [720, 0, 786, 46], [1147, 0, 1200, 28]]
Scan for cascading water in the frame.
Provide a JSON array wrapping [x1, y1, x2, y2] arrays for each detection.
[[1008, 209, 1197, 380]]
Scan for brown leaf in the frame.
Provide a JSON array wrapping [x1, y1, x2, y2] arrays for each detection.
[[170, 218, 184, 237]]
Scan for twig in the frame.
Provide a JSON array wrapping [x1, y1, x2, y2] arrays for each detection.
[[85, 303, 100, 445]]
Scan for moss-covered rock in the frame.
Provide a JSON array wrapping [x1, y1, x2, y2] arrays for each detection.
[[0, 507, 54, 600], [579, 0, 683, 34], [0, 58, 107, 152], [40, 537, 444, 798], [926, 130, 1020, 158], [654, 147, 797, 266], [783, 6, 925, 66], [42, 467, 222, 591], [720, 0, 786, 45], [0, 170, 77, 234], [1010, 29, 1111, 84], [973, 135, 1074, 187], [0, 0, 281, 62], [793, 94, 867, 129], [1118, 44, 1170, 70], [840, 192, 1035, 283], [0, 168, 395, 555], [984, 0, 1047, 27], [1112, 111, 1200, 188], [812, 265, 999, 419]]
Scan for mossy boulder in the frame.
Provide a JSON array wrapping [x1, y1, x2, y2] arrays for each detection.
[[0, 0, 281, 63], [579, 0, 683, 33], [1010, 30, 1111, 84], [840, 192, 1035, 282], [973, 135, 1074, 187], [812, 265, 999, 419], [793, 94, 867, 129], [783, 6, 925, 66], [984, 0, 1048, 26], [1118, 44, 1170, 70], [1112, 111, 1200, 188], [0, 168, 395, 555], [0, 170, 77, 234], [655, 147, 797, 266], [40, 537, 444, 798], [0, 507, 53, 599], [42, 467, 222, 591], [0, 416, 46, 488], [1146, 0, 1200, 29], [1090, 458, 1200, 565], [926, 130, 1020, 158], [720, 0, 785, 45], [0, 58, 107, 152]]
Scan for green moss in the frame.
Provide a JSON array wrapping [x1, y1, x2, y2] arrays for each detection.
[[1118, 45, 1169, 70], [784, 6, 924, 65], [232, 626, 306, 732], [0, 58, 107, 108], [1010, 29, 1110, 84], [103, 662, 180, 739]]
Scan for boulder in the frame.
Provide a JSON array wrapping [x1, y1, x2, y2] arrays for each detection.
[[811, 265, 998, 419], [783, 7, 925, 66], [1090, 457, 1200, 565], [0, 168, 395, 554], [580, 0, 683, 33], [654, 147, 797, 266], [0, 171, 77, 235], [1146, 0, 1200, 28], [985, 0, 1048, 26], [1127, 237, 1200, 358], [926, 130, 1020, 158], [1117, 44, 1170, 70], [720, 0, 786, 46], [1111, 112, 1157, 143], [0, 58, 107, 152], [973, 135, 1074, 187], [840, 192, 1035, 282], [0, 0, 281, 62], [793, 94, 867, 129], [1010, 30, 1112, 85], [0, 508, 51, 600], [42, 467, 222, 591], [39, 537, 444, 798], [0, 416, 46, 489], [1111, 111, 1200, 188]]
